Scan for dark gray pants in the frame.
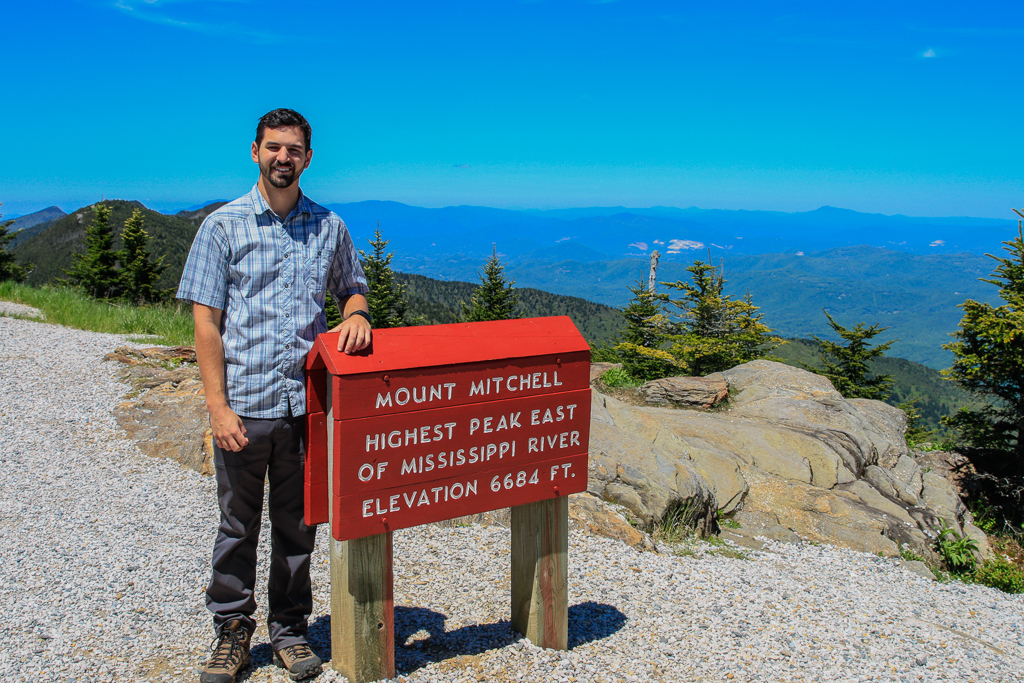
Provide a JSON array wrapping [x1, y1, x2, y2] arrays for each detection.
[[207, 414, 317, 648]]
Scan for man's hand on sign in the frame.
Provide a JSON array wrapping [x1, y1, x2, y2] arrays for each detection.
[[209, 403, 249, 451], [332, 293, 372, 355], [331, 313, 371, 354]]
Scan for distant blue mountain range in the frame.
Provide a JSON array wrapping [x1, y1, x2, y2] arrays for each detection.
[[323, 200, 1018, 262], [154, 198, 1017, 368], [312, 200, 1015, 369]]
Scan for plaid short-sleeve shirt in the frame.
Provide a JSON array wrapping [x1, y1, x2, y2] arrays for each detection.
[[177, 184, 369, 418]]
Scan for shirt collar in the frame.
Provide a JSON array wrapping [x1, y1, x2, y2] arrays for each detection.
[[247, 183, 312, 220]]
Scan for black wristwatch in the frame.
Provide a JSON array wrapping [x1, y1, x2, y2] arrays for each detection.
[[345, 309, 372, 326]]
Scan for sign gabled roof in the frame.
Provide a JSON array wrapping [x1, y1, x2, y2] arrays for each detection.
[[306, 316, 589, 376]]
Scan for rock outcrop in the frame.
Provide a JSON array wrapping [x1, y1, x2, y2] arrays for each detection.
[[589, 360, 989, 561], [639, 374, 728, 409], [107, 346, 214, 476]]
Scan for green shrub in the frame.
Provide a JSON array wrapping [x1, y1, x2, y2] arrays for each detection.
[[974, 556, 1024, 594], [601, 367, 643, 388], [936, 519, 979, 573], [615, 342, 678, 382]]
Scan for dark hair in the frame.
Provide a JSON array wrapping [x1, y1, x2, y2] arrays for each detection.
[[255, 108, 312, 151]]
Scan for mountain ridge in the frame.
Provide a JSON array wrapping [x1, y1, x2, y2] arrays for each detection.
[[12, 198, 1008, 368]]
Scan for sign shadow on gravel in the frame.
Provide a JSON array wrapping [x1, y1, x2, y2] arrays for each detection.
[[302, 601, 625, 675]]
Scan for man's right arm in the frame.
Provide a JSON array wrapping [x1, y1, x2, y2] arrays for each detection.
[[193, 302, 248, 452]]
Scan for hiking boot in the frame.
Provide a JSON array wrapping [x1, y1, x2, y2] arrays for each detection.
[[200, 620, 251, 683], [273, 641, 323, 681]]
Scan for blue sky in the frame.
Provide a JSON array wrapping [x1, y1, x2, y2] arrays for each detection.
[[4, 1, 1022, 217]]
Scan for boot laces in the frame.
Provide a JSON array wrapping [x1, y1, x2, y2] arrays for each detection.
[[281, 642, 314, 662], [208, 627, 246, 670]]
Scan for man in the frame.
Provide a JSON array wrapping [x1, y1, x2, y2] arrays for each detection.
[[177, 108, 372, 683]]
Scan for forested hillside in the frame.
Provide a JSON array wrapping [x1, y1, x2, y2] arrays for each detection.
[[13, 201, 200, 290]]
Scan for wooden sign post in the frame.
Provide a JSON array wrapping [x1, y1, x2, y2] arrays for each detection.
[[305, 317, 590, 683]]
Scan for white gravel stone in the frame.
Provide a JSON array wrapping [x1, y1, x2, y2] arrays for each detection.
[[0, 300, 43, 318], [1, 314, 1022, 682]]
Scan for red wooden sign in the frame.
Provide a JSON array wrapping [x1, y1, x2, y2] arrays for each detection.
[[333, 388, 591, 495], [305, 317, 591, 541]]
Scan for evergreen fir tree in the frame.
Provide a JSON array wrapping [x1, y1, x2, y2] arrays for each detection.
[[0, 208, 32, 283], [898, 399, 937, 448], [613, 278, 677, 380], [942, 210, 1024, 460], [359, 223, 410, 328], [663, 255, 781, 376], [805, 309, 896, 400], [118, 208, 167, 304], [461, 245, 518, 322], [64, 203, 120, 299], [735, 290, 780, 363]]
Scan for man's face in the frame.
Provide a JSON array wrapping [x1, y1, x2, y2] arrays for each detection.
[[251, 126, 312, 189]]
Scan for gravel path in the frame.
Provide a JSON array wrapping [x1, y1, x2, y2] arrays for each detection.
[[1, 314, 1022, 683]]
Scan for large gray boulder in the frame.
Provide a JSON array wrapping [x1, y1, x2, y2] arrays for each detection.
[[589, 360, 989, 560]]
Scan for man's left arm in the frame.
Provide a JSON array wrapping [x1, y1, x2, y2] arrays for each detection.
[[331, 293, 371, 354], [325, 218, 372, 354]]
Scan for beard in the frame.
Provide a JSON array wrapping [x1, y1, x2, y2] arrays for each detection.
[[259, 158, 298, 188]]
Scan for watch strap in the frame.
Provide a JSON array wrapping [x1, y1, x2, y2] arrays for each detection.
[[345, 309, 373, 326]]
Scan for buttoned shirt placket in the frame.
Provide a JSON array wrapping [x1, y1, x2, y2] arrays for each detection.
[[269, 201, 304, 417]]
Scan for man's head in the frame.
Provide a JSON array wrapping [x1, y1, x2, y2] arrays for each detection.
[[252, 109, 313, 189]]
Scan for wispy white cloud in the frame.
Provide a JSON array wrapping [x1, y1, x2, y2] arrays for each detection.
[[922, 48, 937, 58], [628, 241, 648, 251], [668, 239, 704, 251], [107, 0, 283, 44], [929, 239, 945, 247]]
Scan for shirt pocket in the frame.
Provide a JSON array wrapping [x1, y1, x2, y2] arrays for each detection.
[[305, 246, 334, 293]]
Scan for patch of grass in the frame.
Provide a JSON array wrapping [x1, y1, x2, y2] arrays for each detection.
[[671, 544, 699, 559], [704, 535, 749, 560], [655, 504, 749, 560], [899, 545, 926, 563], [655, 499, 705, 543], [158, 356, 187, 371], [0, 282, 194, 346], [717, 510, 741, 529], [601, 367, 642, 388], [974, 555, 1024, 594], [667, 535, 749, 560]]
